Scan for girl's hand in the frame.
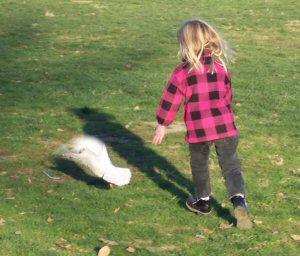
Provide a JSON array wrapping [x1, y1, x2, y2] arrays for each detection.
[[152, 125, 166, 145]]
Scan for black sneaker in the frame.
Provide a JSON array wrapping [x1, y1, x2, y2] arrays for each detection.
[[186, 197, 212, 215], [231, 196, 253, 230]]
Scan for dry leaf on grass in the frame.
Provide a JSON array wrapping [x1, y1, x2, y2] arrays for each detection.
[[45, 11, 55, 17], [126, 247, 136, 252], [128, 221, 138, 225], [291, 168, 300, 175], [291, 235, 300, 241], [219, 222, 233, 229], [0, 218, 5, 225], [99, 238, 118, 246], [114, 207, 121, 214], [195, 234, 206, 240], [153, 167, 161, 174], [221, 203, 228, 208], [47, 217, 54, 223], [253, 219, 263, 225], [277, 192, 285, 198], [124, 201, 135, 208], [125, 63, 132, 69], [15, 231, 22, 235], [202, 228, 214, 234], [98, 245, 111, 256]]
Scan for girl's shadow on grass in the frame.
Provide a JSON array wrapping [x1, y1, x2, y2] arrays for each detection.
[[56, 107, 235, 223]]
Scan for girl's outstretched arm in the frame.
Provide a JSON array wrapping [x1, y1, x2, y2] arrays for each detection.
[[152, 124, 167, 145]]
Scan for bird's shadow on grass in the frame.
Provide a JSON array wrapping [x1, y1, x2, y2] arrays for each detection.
[[52, 158, 111, 190], [54, 107, 236, 224]]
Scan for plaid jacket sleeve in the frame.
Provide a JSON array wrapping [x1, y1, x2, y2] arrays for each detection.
[[156, 71, 185, 126], [224, 71, 233, 110]]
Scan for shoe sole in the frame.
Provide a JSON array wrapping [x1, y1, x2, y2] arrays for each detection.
[[234, 206, 253, 230], [185, 202, 211, 215]]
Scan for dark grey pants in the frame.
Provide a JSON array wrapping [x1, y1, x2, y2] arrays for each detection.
[[189, 136, 245, 199]]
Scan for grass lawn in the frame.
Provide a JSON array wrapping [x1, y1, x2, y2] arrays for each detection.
[[0, 0, 299, 255]]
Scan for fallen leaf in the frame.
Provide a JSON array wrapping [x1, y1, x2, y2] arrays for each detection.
[[45, 11, 55, 17], [15, 231, 22, 235], [291, 168, 300, 175], [253, 220, 263, 225], [235, 103, 242, 107], [153, 167, 161, 174], [195, 234, 206, 239], [98, 245, 111, 256], [57, 128, 64, 132], [47, 217, 54, 223], [202, 228, 214, 234], [133, 106, 140, 111], [291, 235, 300, 241], [219, 222, 233, 229], [99, 238, 118, 246], [277, 192, 285, 198], [126, 247, 136, 253], [0, 218, 5, 225], [114, 207, 121, 214], [124, 203, 134, 208], [128, 221, 138, 225]]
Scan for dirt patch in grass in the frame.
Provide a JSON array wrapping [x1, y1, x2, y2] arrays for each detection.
[[285, 20, 300, 32], [0, 150, 14, 157]]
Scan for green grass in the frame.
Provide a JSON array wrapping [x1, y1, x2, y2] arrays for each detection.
[[0, 0, 299, 255]]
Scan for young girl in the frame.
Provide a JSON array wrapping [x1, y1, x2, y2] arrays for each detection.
[[152, 19, 252, 230]]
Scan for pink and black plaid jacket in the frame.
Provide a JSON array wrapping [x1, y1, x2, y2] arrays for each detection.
[[156, 53, 239, 143]]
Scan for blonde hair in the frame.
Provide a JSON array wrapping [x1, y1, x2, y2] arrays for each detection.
[[178, 19, 232, 73]]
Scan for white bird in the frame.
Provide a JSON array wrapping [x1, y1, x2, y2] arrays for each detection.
[[60, 135, 131, 186]]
